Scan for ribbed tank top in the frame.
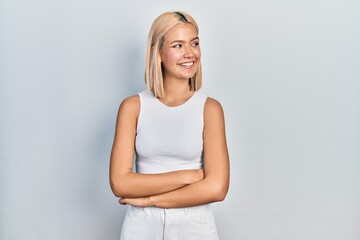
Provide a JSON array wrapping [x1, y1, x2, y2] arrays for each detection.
[[135, 89, 208, 174]]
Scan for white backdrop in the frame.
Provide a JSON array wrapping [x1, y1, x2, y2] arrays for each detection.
[[1, 0, 359, 239]]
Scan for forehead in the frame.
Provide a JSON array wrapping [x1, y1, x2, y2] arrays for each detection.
[[163, 23, 198, 42]]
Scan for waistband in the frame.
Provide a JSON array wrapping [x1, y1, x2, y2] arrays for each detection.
[[127, 204, 213, 216]]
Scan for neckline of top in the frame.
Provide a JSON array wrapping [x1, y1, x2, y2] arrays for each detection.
[[155, 91, 197, 109]]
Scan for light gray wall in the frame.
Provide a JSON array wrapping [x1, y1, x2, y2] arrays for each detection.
[[1, 0, 359, 239]]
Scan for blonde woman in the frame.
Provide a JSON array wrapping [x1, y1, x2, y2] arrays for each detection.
[[109, 11, 230, 240]]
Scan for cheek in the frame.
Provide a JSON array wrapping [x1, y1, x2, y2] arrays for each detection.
[[162, 50, 181, 64], [195, 48, 201, 59], [171, 52, 183, 61]]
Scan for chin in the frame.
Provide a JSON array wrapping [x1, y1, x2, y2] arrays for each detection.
[[182, 71, 197, 79], [181, 75, 195, 80]]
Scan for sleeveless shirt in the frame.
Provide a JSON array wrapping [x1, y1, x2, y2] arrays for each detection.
[[135, 89, 208, 174]]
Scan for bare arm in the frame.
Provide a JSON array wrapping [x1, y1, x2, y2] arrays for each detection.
[[109, 95, 204, 198], [120, 98, 230, 208]]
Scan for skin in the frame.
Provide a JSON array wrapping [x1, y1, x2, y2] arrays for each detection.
[[109, 23, 230, 208]]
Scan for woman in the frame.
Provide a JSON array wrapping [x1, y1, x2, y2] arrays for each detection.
[[109, 11, 230, 240]]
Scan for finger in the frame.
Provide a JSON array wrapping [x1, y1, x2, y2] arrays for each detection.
[[119, 198, 127, 205]]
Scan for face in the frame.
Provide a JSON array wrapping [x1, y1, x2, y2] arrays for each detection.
[[160, 23, 201, 82]]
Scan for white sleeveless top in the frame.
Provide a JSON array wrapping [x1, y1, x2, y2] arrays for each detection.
[[135, 89, 208, 174]]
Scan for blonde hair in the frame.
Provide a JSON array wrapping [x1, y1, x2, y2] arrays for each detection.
[[145, 11, 202, 98]]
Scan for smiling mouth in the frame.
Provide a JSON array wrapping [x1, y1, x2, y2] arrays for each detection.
[[179, 61, 195, 67]]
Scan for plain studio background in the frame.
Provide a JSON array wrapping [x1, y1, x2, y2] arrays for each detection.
[[1, 0, 359, 239]]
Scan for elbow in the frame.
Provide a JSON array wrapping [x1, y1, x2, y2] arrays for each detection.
[[110, 172, 137, 198], [211, 182, 229, 202], [216, 186, 229, 202], [110, 178, 127, 198], [110, 181, 121, 198]]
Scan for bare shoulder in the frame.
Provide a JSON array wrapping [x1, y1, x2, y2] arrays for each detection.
[[118, 94, 140, 118], [204, 97, 224, 118], [120, 94, 139, 109]]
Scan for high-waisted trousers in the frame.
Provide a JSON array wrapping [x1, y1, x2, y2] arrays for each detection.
[[120, 204, 219, 240]]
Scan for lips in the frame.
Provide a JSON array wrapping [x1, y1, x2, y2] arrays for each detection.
[[179, 61, 195, 67]]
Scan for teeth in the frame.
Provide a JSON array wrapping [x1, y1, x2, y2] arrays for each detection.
[[180, 62, 194, 66]]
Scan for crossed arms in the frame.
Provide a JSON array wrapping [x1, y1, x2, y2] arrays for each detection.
[[109, 95, 229, 208]]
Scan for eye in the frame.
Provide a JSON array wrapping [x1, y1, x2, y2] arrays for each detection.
[[173, 44, 182, 48], [192, 42, 200, 47]]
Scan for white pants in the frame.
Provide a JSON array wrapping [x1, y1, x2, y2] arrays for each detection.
[[120, 204, 219, 240]]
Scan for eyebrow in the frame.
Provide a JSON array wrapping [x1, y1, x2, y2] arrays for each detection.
[[170, 37, 199, 44]]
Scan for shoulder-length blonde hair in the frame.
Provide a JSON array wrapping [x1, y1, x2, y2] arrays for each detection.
[[145, 11, 202, 98]]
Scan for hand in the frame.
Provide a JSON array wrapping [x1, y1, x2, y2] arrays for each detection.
[[119, 196, 153, 208]]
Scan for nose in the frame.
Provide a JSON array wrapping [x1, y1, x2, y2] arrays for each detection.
[[183, 45, 194, 58]]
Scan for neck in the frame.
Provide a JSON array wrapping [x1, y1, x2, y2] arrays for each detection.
[[163, 77, 192, 99]]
